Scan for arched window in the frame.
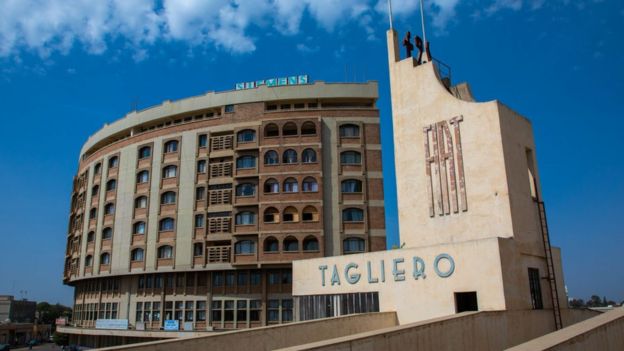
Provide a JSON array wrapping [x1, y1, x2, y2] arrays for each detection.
[[164, 140, 178, 153], [283, 178, 298, 193], [104, 203, 115, 215], [235, 240, 255, 254], [264, 207, 279, 223], [135, 196, 148, 209], [236, 183, 255, 197], [302, 148, 316, 163], [341, 179, 362, 193], [133, 221, 146, 235], [136, 170, 149, 184], [264, 178, 279, 193], [343, 238, 365, 254], [87, 231, 95, 242], [157, 245, 173, 259], [91, 185, 99, 197], [303, 236, 319, 251], [302, 206, 319, 222], [283, 206, 298, 222], [89, 208, 97, 220], [302, 177, 318, 192], [283, 122, 298, 136], [342, 208, 364, 222], [301, 121, 316, 135], [264, 123, 279, 137], [106, 179, 117, 191], [197, 160, 207, 174], [94, 163, 102, 174], [264, 237, 279, 252], [193, 243, 203, 257], [283, 236, 299, 252], [235, 211, 255, 225], [138, 146, 151, 159], [131, 248, 144, 261], [283, 149, 297, 164], [237, 155, 256, 169], [102, 227, 113, 240], [161, 191, 176, 205], [108, 156, 119, 168], [264, 150, 279, 165], [339, 124, 360, 137], [162, 165, 177, 178], [340, 151, 361, 165], [237, 129, 256, 143], [100, 252, 111, 265], [159, 218, 175, 231], [85, 255, 93, 267]]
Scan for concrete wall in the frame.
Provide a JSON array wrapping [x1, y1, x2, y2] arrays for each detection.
[[95, 312, 398, 351]]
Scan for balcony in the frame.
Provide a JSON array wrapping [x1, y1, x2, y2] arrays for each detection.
[[207, 245, 231, 263], [210, 162, 233, 179]]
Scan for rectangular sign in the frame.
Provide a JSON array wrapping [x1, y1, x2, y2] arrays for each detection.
[[236, 75, 309, 90], [55, 318, 67, 326], [95, 319, 129, 330], [164, 320, 179, 331], [183, 322, 194, 331]]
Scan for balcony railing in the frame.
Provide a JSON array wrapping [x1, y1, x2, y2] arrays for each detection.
[[207, 245, 231, 263]]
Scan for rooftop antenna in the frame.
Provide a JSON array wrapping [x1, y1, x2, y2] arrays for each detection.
[[387, 0, 394, 29], [419, 0, 428, 50]]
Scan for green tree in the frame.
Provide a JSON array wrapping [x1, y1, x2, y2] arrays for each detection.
[[36, 302, 72, 327], [52, 332, 69, 346]]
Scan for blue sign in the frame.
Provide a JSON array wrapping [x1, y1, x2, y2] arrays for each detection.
[[164, 320, 179, 331], [235, 75, 309, 90]]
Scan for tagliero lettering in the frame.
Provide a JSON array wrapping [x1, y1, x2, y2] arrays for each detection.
[[318, 254, 455, 286]]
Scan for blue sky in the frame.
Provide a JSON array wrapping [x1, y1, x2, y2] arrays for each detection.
[[0, 0, 622, 306]]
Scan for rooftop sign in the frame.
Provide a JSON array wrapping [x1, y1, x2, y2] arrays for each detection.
[[235, 75, 309, 90]]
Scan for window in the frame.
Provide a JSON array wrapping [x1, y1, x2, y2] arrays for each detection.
[[301, 121, 316, 135], [193, 243, 203, 257], [136, 170, 149, 184], [94, 163, 102, 174], [303, 236, 319, 251], [224, 104, 235, 113], [343, 238, 365, 253], [164, 140, 178, 153], [196, 187, 206, 201], [340, 124, 360, 137], [282, 299, 293, 322], [283, 206, 298, 222], [91, 185, 99, 197], [197, 160, 207, 174], [85, 255, 93, 267], [138, 146, 151, 159], [283, 237, 298, 252], [283, 178, 298, 193], [268, 300, 279, 322], [236, 183, 255, 197], [104, 203, 115, 215], [302, 148, 317, 163], [302, 177, 318, 192], [341, 151, 361, 165], [282, 122, 298, 136], [264, 237, 279, 252], [264, 178, 279, 193], [343, 208, 364, 222], [235, 211, 255, 225], [341, 179, 362, 193], [87, 231, 95, 242], [264, 207, 279, 223], [302, 206, 318, 222], [195, 214, 204, 228], [100, 253, 111, 265], [158, 245, 173, 259], [162, 165, 177, 178], [264, 150, 279, 165], [455, 292, 479, 313], [196, 301, 206, 322], [131, 248, 144, 261], [237, 155, 256, 169], [108, 156, 119, 168], [237, 129, 256, 143], [264, 123, 279, 137], [283, 149, 297, 164], [133, 221, 146, 235], [161, 191, 176, 205], [235, 240, 255, 255], [106, 179, 117, 191], [102, 227, 113, 240], [135, 196, 148, 209], [528, 268, 543, 309], [89, 208, 97, 220], [198, 134, 207, 148], [159, 217, 175, 231]]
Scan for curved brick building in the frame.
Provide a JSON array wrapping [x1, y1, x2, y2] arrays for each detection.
[[62, 80, 386, 345]]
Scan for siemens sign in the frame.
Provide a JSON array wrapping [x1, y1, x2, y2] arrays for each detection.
[[318, 254, 455, 286], [235, 75, 309, 90]]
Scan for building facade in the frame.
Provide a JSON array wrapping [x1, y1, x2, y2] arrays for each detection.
[[61, 81, 386, 343], [0, 296, 36, 324]]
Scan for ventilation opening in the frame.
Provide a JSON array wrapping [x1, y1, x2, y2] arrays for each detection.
[[455, 292, 478, 313]]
